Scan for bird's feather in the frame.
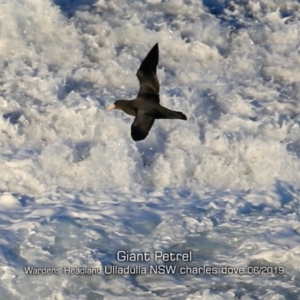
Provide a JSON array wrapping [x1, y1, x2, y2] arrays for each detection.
[[131, 110, 155, 141], [136, 43, 160, 102], [108, 43, 187, 142]]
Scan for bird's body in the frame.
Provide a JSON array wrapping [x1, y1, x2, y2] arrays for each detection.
[[107, 43, 187, 141], [115, 98, 186, 119]]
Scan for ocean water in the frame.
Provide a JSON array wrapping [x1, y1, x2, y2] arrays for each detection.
[[0, 0, 300, 299]]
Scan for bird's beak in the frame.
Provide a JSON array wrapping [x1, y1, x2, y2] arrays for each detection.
[[106, 104, 116, 111]]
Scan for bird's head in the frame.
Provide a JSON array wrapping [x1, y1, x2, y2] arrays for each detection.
[[106, 100, 126, 111]]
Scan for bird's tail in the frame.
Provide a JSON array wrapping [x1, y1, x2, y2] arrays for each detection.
[[173, 111, 187, 120], [158, 107, 187, 120]]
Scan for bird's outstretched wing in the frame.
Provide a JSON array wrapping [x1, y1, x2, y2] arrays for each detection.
[[136, 43, 159, 101], [131, 110, 155, 141]]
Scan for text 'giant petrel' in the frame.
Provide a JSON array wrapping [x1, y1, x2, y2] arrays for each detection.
[[107, 43, 187, 141]]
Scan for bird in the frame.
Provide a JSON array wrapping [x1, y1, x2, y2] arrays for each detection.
[[106, 43, 187, 141]]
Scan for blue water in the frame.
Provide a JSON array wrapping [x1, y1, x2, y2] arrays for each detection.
[[0, 0, 299, 299]]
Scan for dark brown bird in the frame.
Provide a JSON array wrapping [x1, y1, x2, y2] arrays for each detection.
[[107, 43, 187, 141]]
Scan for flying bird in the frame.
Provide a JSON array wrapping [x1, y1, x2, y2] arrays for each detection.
[[107, 43, 187, 141]]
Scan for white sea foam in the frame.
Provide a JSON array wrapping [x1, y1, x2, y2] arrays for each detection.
[[0, 0, 299, 299]]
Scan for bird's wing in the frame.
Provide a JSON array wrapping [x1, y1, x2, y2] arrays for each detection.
[[136, 43, 159, 102], [131, 110, 155, 141]]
